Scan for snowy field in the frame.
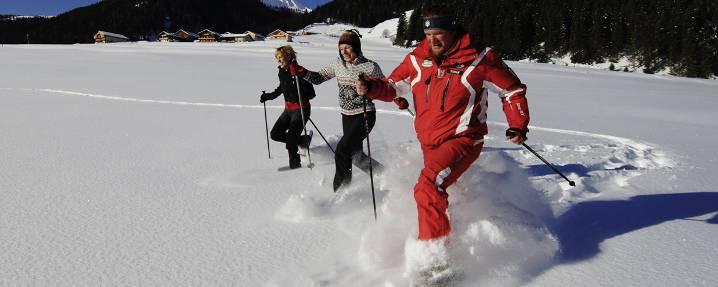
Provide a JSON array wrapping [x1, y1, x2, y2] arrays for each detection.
[[1, 28, 717, 286]]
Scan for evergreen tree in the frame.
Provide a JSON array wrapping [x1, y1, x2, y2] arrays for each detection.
[[394, 11, 407, 46], [2, 0, 715, 77], [405, 2, 425, 47]]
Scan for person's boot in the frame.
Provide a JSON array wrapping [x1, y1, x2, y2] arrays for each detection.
[[299, 130, 313, 149], [404, 237, 461, 287], [289, 151, 301, 169], [332, 168, 352, 192], [332, 173, 343, 192]]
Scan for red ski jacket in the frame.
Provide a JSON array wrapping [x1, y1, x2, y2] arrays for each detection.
[[366, 33, 529, 146]]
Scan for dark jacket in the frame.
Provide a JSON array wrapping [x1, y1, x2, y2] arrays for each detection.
[[266, 67, 316, 106]]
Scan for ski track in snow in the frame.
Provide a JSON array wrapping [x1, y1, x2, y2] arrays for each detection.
[[15, 87, 675, 286], [29, 87, 669, 157]]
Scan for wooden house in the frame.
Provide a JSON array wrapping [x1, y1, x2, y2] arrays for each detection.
[[295, 30, 318, 36], [267, 29, 292, 42], [94, 31, 129, 43], [243, 31, 265, 41], [198, 29, 221, 42], [174, 29, 199, 42], [158, 31, 177, 42], [220, 32, 252, 43]]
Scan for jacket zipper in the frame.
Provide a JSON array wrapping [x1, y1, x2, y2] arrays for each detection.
[[425, 77, 431, 104], [440, 78, 451, 112]]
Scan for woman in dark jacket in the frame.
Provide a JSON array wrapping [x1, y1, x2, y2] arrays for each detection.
[[260, 45, 314, 169]]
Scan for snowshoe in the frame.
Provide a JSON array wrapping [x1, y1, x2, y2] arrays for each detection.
[[332, 171, 351, 192], [299, 130, 313, 149], [411, 264, 463, 287]]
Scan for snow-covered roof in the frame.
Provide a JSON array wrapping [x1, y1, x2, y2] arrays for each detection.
[[96, 31, 129, 40], [198, 29, 220, 36], [244, 31, 265, 38], [176, 29, 199, 38], [268, 29, 290, 37], [221, 32, 249, 38]]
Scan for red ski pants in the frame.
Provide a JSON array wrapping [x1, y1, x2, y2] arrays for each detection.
[[414, 136, 484, 240]]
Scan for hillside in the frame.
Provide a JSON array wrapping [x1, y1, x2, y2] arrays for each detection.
[[0, 0, 295, 43], [0, 0, 415, 44]]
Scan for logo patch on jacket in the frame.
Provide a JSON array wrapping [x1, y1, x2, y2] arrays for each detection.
[[422, 59, 433, 67]]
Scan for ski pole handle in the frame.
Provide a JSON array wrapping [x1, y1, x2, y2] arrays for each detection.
[[407, 108, 415, 117]]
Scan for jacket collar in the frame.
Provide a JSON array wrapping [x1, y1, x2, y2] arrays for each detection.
[[412, 33, 480, 66]]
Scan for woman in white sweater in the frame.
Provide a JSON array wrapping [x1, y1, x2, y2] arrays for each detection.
[[290, 29, 384, 191]]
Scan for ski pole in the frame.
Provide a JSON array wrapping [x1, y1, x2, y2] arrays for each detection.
[[406, 108, 415, 117], [507, 130, 576, 186], [362, 96, 378, 221], [308, 118, 335, 154], [262, 91, 271, 159], [294, 75, 313, 169], [522, 143, 575, 186]]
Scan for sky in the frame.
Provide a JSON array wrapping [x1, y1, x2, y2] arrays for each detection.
[[0, 0, 331, 16]]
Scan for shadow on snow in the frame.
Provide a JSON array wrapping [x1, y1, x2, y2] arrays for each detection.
[[552, 192, 718, 262]]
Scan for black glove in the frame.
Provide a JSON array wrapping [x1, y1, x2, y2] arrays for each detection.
[[356, 73, 373, 97], [505, 128, 528, 140], [260, 92, 272, 103], [393, 97, 409, 110]]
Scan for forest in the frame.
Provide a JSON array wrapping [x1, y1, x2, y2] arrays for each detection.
[[395, 0, 717, 78], [1, 0, 715, 78]]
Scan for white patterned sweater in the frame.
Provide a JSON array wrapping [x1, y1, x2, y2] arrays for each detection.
[[304, 56, 384, 115]]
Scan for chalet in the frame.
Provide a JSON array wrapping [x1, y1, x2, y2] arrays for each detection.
[[243, 31, 265, 41], [94, 31, 129, 43], [220, 32, 252, 43], [267, 29, 292, 42], [174, 29, 199, 42], [158, 31, 177, 42], [295, 30, 318, 36], [198, 29, 221, 42]]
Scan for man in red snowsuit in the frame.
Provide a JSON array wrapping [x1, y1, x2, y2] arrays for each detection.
[[357, 11, 530, 242]]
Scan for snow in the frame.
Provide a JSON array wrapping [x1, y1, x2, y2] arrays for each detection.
[[527, 54, 680, 77], [1, 23, 718, 286], [261, 0, 311, 13], [301, 10, 414, 44], [96, 31, 129, 40], [365, 10, 413, 41]]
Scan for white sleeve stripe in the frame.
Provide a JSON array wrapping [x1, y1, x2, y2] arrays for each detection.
[[409, 55, 422, 87], [456, 48, 489, 135], [483, 80, 506, 95]]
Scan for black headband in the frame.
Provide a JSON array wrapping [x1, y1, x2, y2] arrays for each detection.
[[423, 16, 458, 31]]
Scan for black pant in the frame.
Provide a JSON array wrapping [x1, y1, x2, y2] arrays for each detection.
[[335, 112, 376, 183], [270, 108, 310, 153]]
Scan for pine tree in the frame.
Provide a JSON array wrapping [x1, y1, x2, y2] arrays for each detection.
[[394, 11, 407, 46], [405, 2, 425, 47]]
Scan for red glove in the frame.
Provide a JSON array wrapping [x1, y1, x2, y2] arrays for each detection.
[[393, 97, 409, 110], [288, 62, 307, 77]]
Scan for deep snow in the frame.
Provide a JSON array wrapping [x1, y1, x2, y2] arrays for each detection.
[[1, 25, 717, 287]]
